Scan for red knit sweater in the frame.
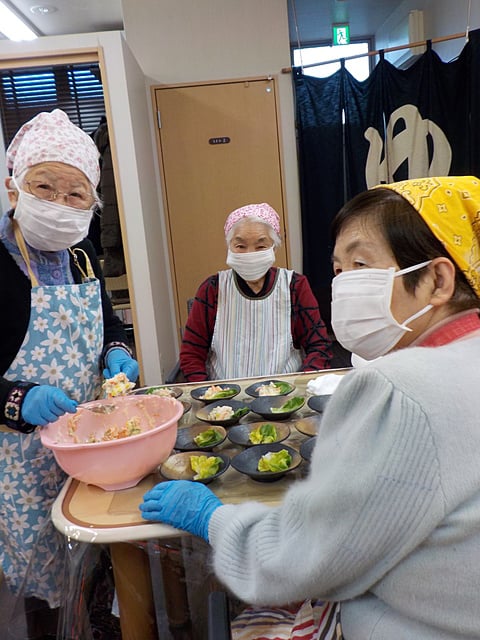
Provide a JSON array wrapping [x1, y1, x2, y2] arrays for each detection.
[[180, 268, 333, 381]]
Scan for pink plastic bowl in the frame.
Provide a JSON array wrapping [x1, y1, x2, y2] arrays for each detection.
[[40, 394, 183, 490]]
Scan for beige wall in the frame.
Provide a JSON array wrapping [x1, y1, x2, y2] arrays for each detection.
[[100, 32, 177, 383], [375, 0, 480, 60], [121, 0, 303, 272]]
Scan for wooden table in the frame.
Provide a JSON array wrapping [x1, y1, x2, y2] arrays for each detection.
[[51, 369, 348, 640]]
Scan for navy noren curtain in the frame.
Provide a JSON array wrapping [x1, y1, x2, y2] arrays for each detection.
[[295, 28, 480, 299]]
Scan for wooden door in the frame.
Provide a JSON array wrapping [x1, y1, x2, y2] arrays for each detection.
[[153, 77, 289, 335]]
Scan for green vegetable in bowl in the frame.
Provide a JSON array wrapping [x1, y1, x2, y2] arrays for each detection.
[[233, 407, 249, 419], [257, 381, 293, 396], [271, 396, 304, 414], [190, 455, 223, 480], [202, 387, 237, 399], [257, 449, 292, 472], [273, 381, 293, 395], [193, 428, 223, 447], [145, 386, 173, 397], [249, 423, 278, 444], [212, 389, 236, 398]]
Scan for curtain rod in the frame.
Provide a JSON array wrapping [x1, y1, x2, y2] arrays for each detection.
[[281, 31, 466, 73]]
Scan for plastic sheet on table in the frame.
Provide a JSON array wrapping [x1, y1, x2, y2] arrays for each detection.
[[1, 512, 120, 640]]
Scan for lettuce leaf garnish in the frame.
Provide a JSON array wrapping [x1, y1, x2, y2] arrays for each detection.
[[257, 449, 292, 472], [273, 382, 293, 395], [233, 407, 249, 419], [193, 428, 223, 447], [249, 423, 278, 444], [271, 396, 304, 413], [190, 455, 222, 479], [207, 388, 236, 399]]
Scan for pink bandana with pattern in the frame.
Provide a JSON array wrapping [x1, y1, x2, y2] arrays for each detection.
[[224, 203, 281, 236], [6, 109, 100, 187]]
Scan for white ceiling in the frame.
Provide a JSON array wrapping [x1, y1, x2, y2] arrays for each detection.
[[2, 0, 123, 38], [3, 0, 404, 42]]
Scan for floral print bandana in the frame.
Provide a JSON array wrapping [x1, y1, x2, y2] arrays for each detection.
[[6, 109, 100, 188], [224, 202, 281, 236]]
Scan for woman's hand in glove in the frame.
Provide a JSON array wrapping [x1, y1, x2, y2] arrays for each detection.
[[140, 480, 222, 542], [103, 348, 139, 382], [22, 385, 78, 426]]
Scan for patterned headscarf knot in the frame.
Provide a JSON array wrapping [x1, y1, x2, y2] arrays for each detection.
[[380, 176, 480, 296]]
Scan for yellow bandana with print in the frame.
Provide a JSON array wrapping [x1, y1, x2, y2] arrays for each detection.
[[380, 176, 480, 296]]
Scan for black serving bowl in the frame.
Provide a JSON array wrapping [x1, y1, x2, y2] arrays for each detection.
[[230, 443, 302, 482], [196, 399, 251, 427], [132, 385, 183, 399], [307, 395, 331, 414], [227, 421, 290, 448], [180, 400, 192, 415], [190, 383, 241, 404], [249, 396, 305, 421], [159, 451, 230, 484], [294, 415, 322, 437], [174, 423, 227, 451], [300, 437, 317, 462], [244, 379, 295, 398]]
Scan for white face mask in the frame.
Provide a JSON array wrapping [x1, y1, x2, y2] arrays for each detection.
[[226, 246, 275, 281], [13, 188, 94, 251], [331, 260, 433, 360]]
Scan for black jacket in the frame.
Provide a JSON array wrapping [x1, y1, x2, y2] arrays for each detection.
[[0, 233, 129, 430]]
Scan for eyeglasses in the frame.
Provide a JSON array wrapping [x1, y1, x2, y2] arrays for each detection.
[[24, 180, 95, 210]]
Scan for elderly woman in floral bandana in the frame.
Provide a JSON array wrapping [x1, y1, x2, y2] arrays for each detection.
[[0, 109, 138, 639], [180, 202, 333, 381]]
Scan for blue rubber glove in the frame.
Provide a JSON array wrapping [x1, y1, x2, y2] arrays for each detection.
[[22, 385, 78, 426], [103, 348, 139, 382], [140, 480, 222, 541]]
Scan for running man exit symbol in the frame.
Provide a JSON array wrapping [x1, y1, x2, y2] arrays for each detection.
[[333, 24, 350, 45]]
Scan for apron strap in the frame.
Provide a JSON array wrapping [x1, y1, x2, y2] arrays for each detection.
[[68, 247, 95, 281], [12, 220, 39, 288], [13, 220, 95, 285]]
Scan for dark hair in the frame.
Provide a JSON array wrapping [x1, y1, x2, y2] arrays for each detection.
[[331, 188, 479, 311]]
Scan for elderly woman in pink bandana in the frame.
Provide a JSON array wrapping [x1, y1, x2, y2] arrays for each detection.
[[180, 203, 333, 381], [0, 109, 138, 638]]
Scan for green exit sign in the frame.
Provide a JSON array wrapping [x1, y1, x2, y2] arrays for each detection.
[[333, 24, 350, 45]]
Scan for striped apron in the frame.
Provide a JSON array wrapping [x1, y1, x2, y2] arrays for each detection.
[[207, 269, 303, 380], [231, 599, 343, 640]]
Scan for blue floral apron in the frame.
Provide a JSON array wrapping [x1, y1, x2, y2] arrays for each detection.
[[0, 225, 103, 607]]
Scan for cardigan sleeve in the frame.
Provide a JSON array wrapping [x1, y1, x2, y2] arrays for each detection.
[[179, 275, 219, 382], [290, 272, 333, 371], [208, 367, 445, 606], [0, 239, 40, 431]]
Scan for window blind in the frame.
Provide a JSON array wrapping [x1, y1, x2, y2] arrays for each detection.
[[0, 62, 105, 148]]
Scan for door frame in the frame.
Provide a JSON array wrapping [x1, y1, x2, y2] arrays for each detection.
[[151, 75, 292, 337], [0, 46, 142, 379]]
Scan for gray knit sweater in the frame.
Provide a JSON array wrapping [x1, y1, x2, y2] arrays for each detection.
[[209, 333, 480, 639]]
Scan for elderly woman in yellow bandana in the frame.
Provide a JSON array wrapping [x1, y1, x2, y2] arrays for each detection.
[[141, 176, 480, 640]]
